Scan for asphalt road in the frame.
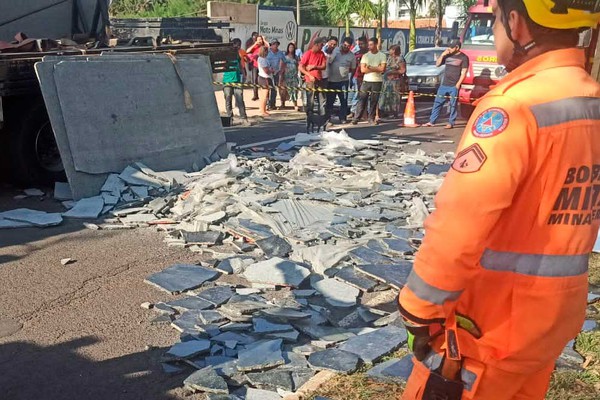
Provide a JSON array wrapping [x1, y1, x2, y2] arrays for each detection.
[[0, 106, 465, 400]]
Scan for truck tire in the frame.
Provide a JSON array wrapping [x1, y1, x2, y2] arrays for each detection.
[[460, 103, 475, 120], [10, 102, 66, 185]]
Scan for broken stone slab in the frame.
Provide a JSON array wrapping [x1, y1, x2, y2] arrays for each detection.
[[293, 290, 317, 298], [198, 310, 228, 325], [253, 318, 295, 334], [589, 293, 600, 303], [308, 348, 361, 374], [245, 388, 282, 400], [338, 325, 408, 364], [219, 300, 271, 319], [246, 370, 294, 392], [557, 339, 585, 370], [311, 277, 360, 308], [582, 320, 598, 332], [183, 367, 229, 394], [166, 339, 211, 359], [382, 238, 414, 255], [216, 257, 254, 275], [164, 296, 214, 313], [292, 322, 355, 344], [119, 213, 158, 224], [111, 207, 148, 217], [130, 186, 149, 199], [256, 235, 292, 258], [60, 258, 76, 266], [333, 267, 378, 292], [0, 208, 63, 227], [24, 188, 45, 196], [225, 218, 274, 242], [196, 286, 234, 307], [162, 362, 186, 375], [0, 218, 32, 229], [260, 308, 312, 321], [197, 211, 227, 224], [366, 355, 413, 384], [291, 344, 321, 357], [402, 164, 425, 176], [358, 307, 389, 324], [243, 258, 310, 288], [181, 231, 223, 246], [119, 165, 164, 188], [355, 262, 413, 290], [237, 339, 285, 372], [145, 264, 219, 294], [211, 331, 255, 346], [62, 196, 105, 219], [349, 247, 393, 265], [54, 182, 73, 200]]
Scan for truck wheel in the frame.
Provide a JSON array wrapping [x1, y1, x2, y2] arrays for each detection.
[[10, 102, 66, 185], [460, 103, 475, 120]]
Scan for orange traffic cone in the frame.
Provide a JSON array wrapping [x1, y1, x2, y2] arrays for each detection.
[[402, 91, 420, 128]]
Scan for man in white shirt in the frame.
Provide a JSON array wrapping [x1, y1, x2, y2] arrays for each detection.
[[326, 37, 357, 124], [351, 37, 386, 125]]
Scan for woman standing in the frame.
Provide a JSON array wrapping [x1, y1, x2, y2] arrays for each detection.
[[281, 42, 300, 111], [247, 35, 268, 101], [378, 45, 407, 120], [257, 45, 274, 116]]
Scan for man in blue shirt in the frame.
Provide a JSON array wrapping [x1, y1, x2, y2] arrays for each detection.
[[266, 39, 287, 110], [222, 38, 250, 126]]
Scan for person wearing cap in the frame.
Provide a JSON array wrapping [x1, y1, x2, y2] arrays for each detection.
[[298, 37, 327, 117], [267, 39, 287, 110], [399, 0, 600, 398], [422, 38, 469, 129]]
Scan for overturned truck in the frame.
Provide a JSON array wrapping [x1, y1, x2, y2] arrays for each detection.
[[0, 0, 236, 187]]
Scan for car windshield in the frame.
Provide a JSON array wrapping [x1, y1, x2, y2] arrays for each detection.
[[404, 50, 444, 66], [463, 14, 495, 45]]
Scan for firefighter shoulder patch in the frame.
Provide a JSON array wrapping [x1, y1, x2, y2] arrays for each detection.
[[452, 143, 487, 173], [472, 108, 509, 138]]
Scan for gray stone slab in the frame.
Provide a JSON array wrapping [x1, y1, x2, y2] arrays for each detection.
[[292, 322, 355, 344], [225, 218, 274, 242], [425, 164, 451, 175], [198, 310, 228, 325], [308, 349, 361, 374], [196, 286, 234, 306], [0, 218, 32, 229], [557, 339, 585, 370], [161, 362, 186, 375], [260, 308, 312, 321], [205, 356, 239, 377], [54, 182, 73, 200], [256, 235, 292, 258], [219, 300, 271, 318], [183, 367, 229, 394], [291, 344, 321, 356], [217, 257, 253, 275], [358, 307, 389, 324], [219, 322, 253, 332], [291, 369, 315, 391], [166, 339, 211, 359], [182, 231, 223, 246], [382, 238, 414, 255], [401, 164, 425, 176], [589, 293, 600, 303], [311, 278, 360, 308], [210, 331, 255, 346], [385, 225, 414, 240], [349, 247, 393, 265], [293, 290, 317, 298], [245, 388, 282, 400], [164, 296, 214, 313], [243, 258, 310, 288], [339, 325, 408, 364], [246, 370, 294, 392], [264, 329, 300, 343], [333, 267, 378, 292], [237, 339, 285, 372], [582, 320, 598, 332], [366, 355, 414, 384], [355, 262, 413, 290], [62, 196, 105, 218], [0, 208, 63, 227], [373, 311, 401, 327], [253, 318, 295, 334], [145, 264, 219, 294]]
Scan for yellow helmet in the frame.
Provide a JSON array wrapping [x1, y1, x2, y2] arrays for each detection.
[[523, 0, 600, 29]]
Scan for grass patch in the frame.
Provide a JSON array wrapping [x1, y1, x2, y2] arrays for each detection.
[[309, 371, 404, 400], [547, 370, 600, 400]]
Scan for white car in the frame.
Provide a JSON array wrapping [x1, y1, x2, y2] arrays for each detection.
[[404, 47, 446, 95]]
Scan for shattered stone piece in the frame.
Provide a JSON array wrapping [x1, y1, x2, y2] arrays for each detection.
[[220, 322, 253, 332], [588, 293, 600, 303], [220, 300, 270, 318], [291, 344, 321, 356], [265, 329, 300, 343], [292, 322, 355, 344], [311, 278, 360, 308], [166, 340, 211, 359], [582, 320, 598, 332], [308, 348, 361, 374], [60, 258, 76, 266], [164, 296, 213, 313], [145, 264, 219, 294], [62, 196, 105, 219], [339, 325, 408, 364], [366, 355, 413, 384], [119, 165, 164, 188], [182, 231, 223, 246], [198, 310, 227, 325], [130, 186, 149, 199], [293, 290, 317, 298], [119, 213, 158, 224], [235, 288, 261, 295], [237, 339, 285, 372], [150, 314, 172, 325], [557, 339, 585, 370], [0, 208, 63, 227], [196, 286, 234, 307], [355, 262, 413, 290], [260, 308, 312, 321], [161, 362, 186, 375], [333, 267, 378, 292], [197, 211, 227, 224], [253, 318, 294, 334], [245, 388, 282, 400], [358, 307, 389, 324], [246, 370, 294, 392], [153, 302, 176, 315], [183, 367, 229, 394], [425, 164, 451, 175], [216, 257, 253, 275], [140, 302, 153, 309], [382, 238, 414, 255], [243, 258, 310, 288], [211, 331, 255, 346], [256, 235, 292, 258], [225, 218, 274, 242], [402, 164, 425, 176], [349, 247, 393, 265]]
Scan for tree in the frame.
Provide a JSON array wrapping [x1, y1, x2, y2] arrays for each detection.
[[325, 0, 377, 37], [401, 0, 425, 51], [432, 0, 453, 45]]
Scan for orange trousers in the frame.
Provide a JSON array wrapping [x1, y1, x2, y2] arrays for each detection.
[[402, 357, 555, 400]]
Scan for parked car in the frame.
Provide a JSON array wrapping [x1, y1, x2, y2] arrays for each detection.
[[404, 47, 445, 95]]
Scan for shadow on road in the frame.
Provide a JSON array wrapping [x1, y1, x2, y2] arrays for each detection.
[[0, 336, 183, 400]]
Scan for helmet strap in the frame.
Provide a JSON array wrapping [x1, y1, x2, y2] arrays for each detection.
[[501, 6, 537, 72]]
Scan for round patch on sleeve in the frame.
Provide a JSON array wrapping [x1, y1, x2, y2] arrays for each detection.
[[472, 108, 509, 138]]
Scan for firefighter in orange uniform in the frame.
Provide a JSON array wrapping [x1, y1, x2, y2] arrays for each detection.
[[399, 0, 600, 399]]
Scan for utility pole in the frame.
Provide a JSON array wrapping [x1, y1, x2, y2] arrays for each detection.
[[297, 0, 301, 25]]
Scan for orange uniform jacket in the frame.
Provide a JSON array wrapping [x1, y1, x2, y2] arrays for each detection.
[[399, 48, 600, 374]]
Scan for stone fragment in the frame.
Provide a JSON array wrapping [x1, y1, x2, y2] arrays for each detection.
[[150, 314, 172, 325], [333, 267, 378, 292], [582, 320, 598, 332], [260, 308, 312, 321], [401, 164, 424, 176], [0, 208, 63, 227], [220, 322, 253, 332], [211, 331, 255, 346], [198, 310, 227, 325], [256, 235, 293, 258], [197, 211, 227, 223], [425, 164, 451, 175], [292, 322, 355, 344], [217, 257, 253, 275], [366, 355, 414, 384], [196, 286, 234, 306], [253, 318, 295, 334], [246, 370, 294, 392], [373, 311, 400, 327], [339, 325, 408, 364], [60, 258, 76, 266], [119, 213, 158, 224], [292, 290, 317, 298], [183, 367, 229, 394], [349, 247, 392, 265], [311, 278, 360, 308], [358, 307, 388, 324], [54, 182, 73, 200], [145, 264, 219, 294], [225, 218, 274, 242], [355, 262, 413, 290], [140, 302, 153, 309], [243, 258, 310, 288], [24, 188, 45, 196], [237, 339, 285, 372], [164, 296, 214, 313], [382, 238, 414, 255], [588, 293, 600, 303], [182, 231, 223, 246], [63, 196, 105, 218], [166, 340, 211, 359], [308, 349, 361, 374], [557, 339, 585, 370], [245, 388, 282, 400], [235, 288, 261, 295], [161, 362, 186, 375]]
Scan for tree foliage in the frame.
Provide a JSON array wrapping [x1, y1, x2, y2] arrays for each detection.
[[400, 0, 425, 51], [325, 0, 378, 36]]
